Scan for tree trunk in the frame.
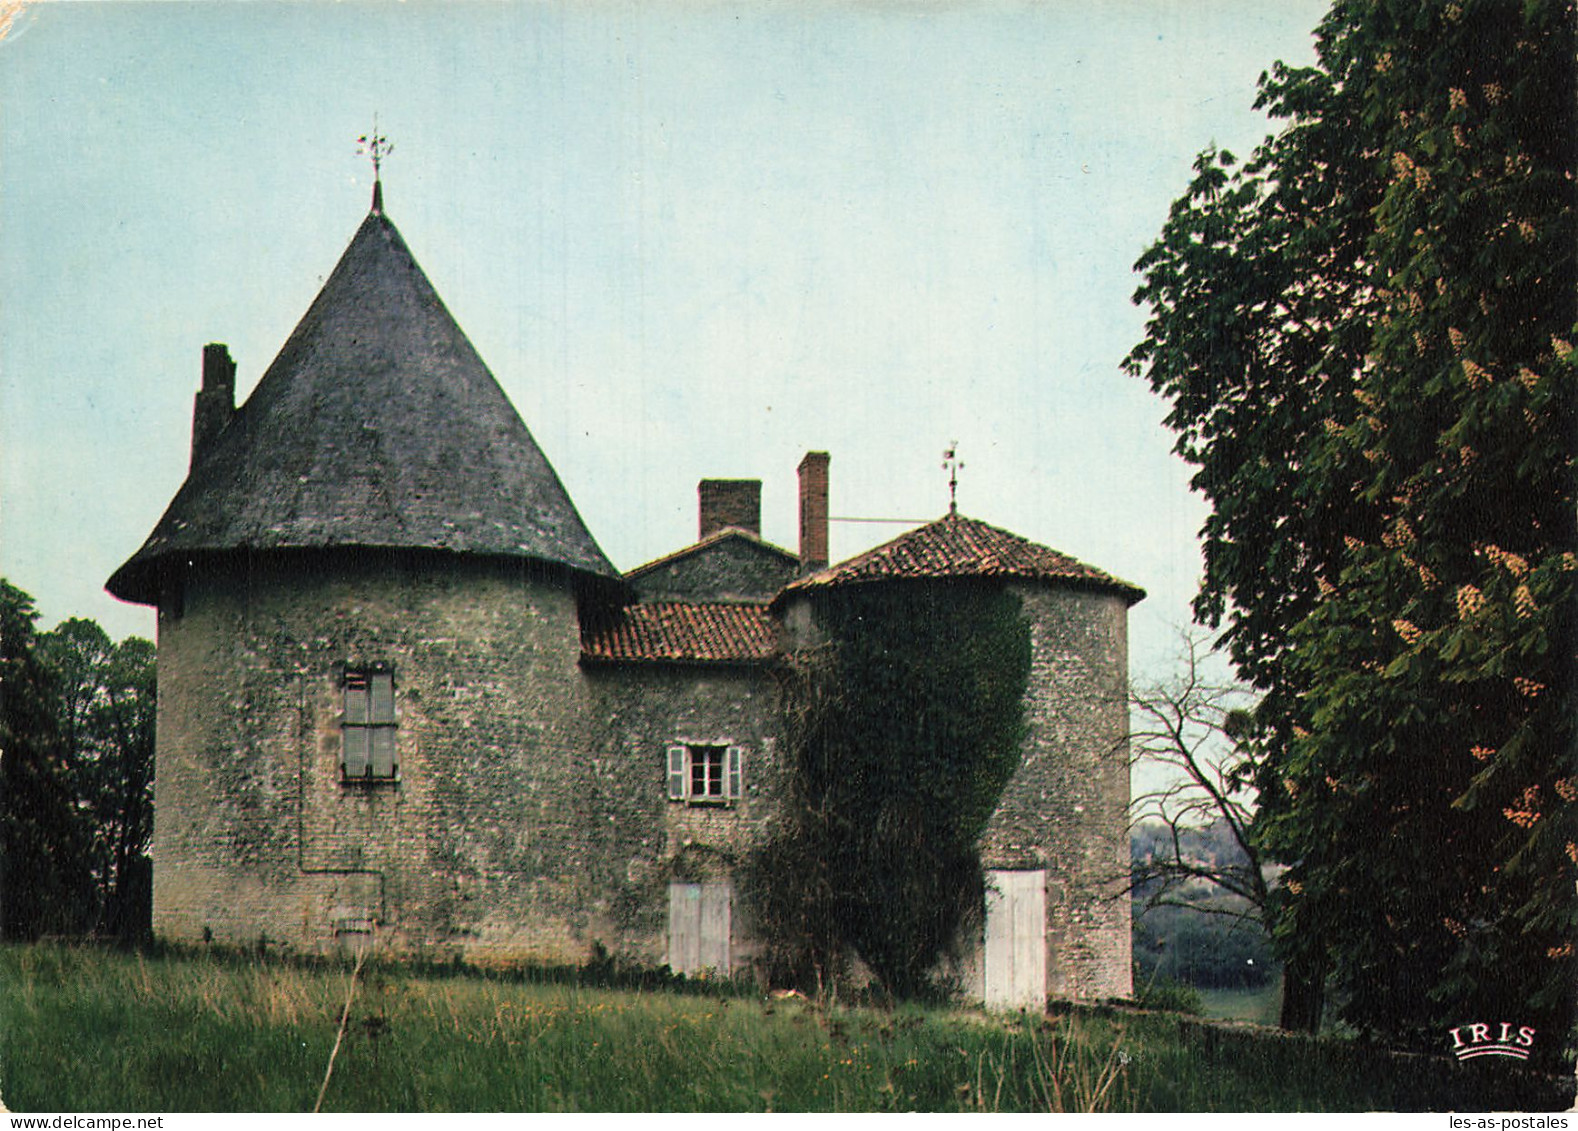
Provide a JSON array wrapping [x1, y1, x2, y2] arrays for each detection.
[[1278, 953, 1324, 1033]]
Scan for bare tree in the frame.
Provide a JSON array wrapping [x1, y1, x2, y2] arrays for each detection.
[[1129, 631, 1268, 924]]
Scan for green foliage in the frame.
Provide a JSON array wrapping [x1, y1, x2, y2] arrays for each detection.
[[1132, 896, 1276, 991], [40, 619, 157, 940], [0, 582, 156, 940], [0, 583, 94, 938], [3, 943, 1569, 1112], [1132, 974, 1204, 1016], [745, 582, 1031, 998], [1131, 813, 1279, 997], [1125, 0, 1576, 1051], [1194, 982, 1284, 1028]]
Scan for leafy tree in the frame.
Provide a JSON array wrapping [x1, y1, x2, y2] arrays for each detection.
[[41, 619, 156, 940], [1124, 0, 1575, 1051], [0, 582, 94, 938], [0, 584, 157, 941], [745, 582, 1030, 998]]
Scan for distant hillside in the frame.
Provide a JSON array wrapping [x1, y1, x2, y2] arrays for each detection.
[[1130, 818, 1276, 990], [1132, 816, 1253, 883]]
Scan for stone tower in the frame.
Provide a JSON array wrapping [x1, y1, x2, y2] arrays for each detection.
[[774, 512, 1142, 1001], [107, 196, 623, 957]]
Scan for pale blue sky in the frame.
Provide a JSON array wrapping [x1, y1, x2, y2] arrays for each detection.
[[1, 0, 1325, 687]]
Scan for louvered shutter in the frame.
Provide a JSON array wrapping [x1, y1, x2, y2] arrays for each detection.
[[343, 674, 370, 725], [343, 674, 370, 776], [343, 726, 371, 778], [371, 726, 396, 778], [369, 671, 397, 778], [369, 672, 395, 724], [727, 745, 743, 800], [667, 745, 688, 800]]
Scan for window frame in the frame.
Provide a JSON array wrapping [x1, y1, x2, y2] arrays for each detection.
[[691, 746, 725, 800], [667, 742, 743, 806], [342, 664, 399, 784]]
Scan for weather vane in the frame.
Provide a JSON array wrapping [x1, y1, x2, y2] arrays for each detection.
[[357, 117, 394, 212], [942, 442, 964, 515]]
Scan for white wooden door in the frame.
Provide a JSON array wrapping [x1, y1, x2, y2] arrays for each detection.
[[984, 869, 1047, 1009], [668, 881, 732, 976]]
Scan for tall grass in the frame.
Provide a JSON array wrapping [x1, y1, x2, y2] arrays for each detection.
[[0, 944, 1128, 1112], [0, 944, 1568, 1112]]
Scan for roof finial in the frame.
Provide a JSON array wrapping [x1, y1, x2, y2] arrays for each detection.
[[942, 442, 964, 516], [357, 116, 394, 214]]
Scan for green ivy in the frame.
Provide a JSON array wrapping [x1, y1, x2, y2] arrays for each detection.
[[744, 582, 1030, 999]]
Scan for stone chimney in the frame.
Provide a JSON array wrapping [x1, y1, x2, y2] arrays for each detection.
[[698, 479, 762, 539], [191, 343, 236, 469], [798, 451, 830, 573]]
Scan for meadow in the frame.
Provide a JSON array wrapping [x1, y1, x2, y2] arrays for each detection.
[[0, 944, 1567, 1112], [1198, 981, 1282, 1028]]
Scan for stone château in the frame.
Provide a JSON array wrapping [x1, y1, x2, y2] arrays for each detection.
[[107, 189, 1143, 1005]]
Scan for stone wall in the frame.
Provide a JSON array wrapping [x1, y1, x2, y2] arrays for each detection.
[[629, 534, 798, 604], [775, 580, 1134, 1002], [980, 583, 1132, 1000], [582, 662, 783, 971], [151, 546, 1128, 995], [154, 550, 610, 963], [151, 547, 783, 971]]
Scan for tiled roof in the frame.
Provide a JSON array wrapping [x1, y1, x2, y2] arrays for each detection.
[[780, 511, 1145, 604], [581, 602, 778, 665], [108, 207, 617, 606]]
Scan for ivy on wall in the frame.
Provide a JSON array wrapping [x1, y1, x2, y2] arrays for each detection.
[[744, 581, 1031, 998]]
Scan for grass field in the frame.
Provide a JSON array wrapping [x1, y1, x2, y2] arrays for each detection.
[[1197, 980, 1282, 1027], [0, 944, 1567, 1112]]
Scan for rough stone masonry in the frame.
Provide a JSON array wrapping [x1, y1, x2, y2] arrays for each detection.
[[107, 189, 1142, 1003]]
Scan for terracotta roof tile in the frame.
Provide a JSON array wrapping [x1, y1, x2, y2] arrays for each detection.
[[780, 511, 1144, 604], [581, 602, 777, 665]]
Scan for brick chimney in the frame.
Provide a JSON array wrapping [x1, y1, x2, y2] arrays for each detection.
[[698, 479, 762, 539], [798, 451, 830, 573], [191, 343, 236, 469]]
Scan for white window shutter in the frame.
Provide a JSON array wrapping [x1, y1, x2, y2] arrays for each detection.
[[727, 745, 743, 800], [667, 745, 688, 800]]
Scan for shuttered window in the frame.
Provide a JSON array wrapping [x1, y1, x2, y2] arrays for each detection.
[[343, 667, 397, 781], [667, 743, 744, 805], [668, 746, 688, 800], [691, 747, 724, 799]]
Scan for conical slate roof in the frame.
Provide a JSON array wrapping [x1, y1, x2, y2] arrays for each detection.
[[107, 206, 617, 605], [778, 511, 1144, 605]]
